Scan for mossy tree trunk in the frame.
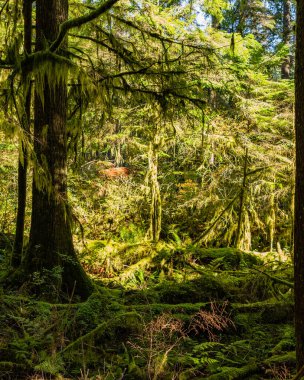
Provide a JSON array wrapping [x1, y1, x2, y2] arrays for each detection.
[[290, 172, 295, 259], [268, 189, 276, 252], [294, 0, 304, 370], [281, 0, 292, 79], [20, 0, 92, 300], [12, 0, 32, 267], [147, 133, 162, 242], [235, 148, 248, 249]]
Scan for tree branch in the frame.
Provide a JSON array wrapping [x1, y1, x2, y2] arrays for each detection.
[[252, 267, 293, 288], [112, 15, 214, 53], [111, 84, 206, 107], [50, 0, 120, 52]]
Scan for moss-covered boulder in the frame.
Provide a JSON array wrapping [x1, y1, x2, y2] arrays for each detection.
[[155, 273, 228, 304]]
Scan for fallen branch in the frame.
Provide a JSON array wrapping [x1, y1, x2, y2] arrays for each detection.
[[252, 267, 293, 288]]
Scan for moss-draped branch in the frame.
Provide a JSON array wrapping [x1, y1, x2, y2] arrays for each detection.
[[7, 0, 120, 79], [50, 0, 120, 52]]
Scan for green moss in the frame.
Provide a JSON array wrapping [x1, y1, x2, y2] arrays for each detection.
[[264, 351, 296, 366], [232, 300, 294, 324], [203, 364, 260, 379], [155, 273, 227, 304], [271, 325, 295, 354], [123, 288, 160, 305], [189, 248, 262, 270], [75, 289, 124, 331]]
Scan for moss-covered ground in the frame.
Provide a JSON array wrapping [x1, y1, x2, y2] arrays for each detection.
[[0, 243, 295, 379]]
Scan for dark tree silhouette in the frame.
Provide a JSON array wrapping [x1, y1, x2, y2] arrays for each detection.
[[294, 0, 304, 371], [20, 0, 93, 300]]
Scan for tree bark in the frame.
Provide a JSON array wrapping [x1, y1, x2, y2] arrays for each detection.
[[294, 0, 304, 370], [281, 0, 292, 79], [235, 148, 248, 249], [211, 15, 220, 29], [21, 0, 92, 300], [12, 0, 32, 267], [148, 136, 162, 243]]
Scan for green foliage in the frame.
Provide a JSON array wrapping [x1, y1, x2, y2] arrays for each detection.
[[0, 0, 298, 377]]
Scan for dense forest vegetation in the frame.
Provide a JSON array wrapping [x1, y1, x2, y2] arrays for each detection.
[[0, 0, 302, 378]]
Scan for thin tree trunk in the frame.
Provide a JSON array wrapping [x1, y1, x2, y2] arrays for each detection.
[[281, 0, 292, 79], [269, 185, 276, 252], [21, 0, 92, 300], [148, 137, 162, 242], [211, 15, 220, 29], [12, 0, 32, 267], [235, 148, 248, 249], [294, 0, 304, 370], [290, 170, 295, 259]]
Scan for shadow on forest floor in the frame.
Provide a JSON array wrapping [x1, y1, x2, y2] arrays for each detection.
[[0, 243, 295, 379]]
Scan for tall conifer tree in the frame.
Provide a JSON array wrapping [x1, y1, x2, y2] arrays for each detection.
[[294, 0, 304, 371], [21, 0, 93, 299]]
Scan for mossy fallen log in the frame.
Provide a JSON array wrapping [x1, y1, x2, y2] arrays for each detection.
[[201, 352, 296, 380], [264, 351, 296, 366], [202, 363, 260, 379], [0, 361, 27, 370], [251, 267, 293, 288], [128, 302, 208, 314], [155, 274, 228, 304], [232, 300, 294, 323], [61, 311, 141, 355]]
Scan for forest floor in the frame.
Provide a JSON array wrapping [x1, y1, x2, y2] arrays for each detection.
[[0, 241, 295, 380]]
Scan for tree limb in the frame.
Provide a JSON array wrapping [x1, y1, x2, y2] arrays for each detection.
[[111, 84, 206, 107], [50, 0, 120, 52], [252, 267, 293, 288]]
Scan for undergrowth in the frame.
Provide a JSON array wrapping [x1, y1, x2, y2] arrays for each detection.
[[0, 243, 295, 379]]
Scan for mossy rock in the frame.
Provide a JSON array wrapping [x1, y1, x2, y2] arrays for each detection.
[[123, 288, 160, 305], [75, 289, 123, 331], [155, 273, 227, 304], [101, 312, 142, 344]]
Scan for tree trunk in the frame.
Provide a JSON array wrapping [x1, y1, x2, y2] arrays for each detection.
[[211, 15, 220, 29], [147, 128, 162, 243], [12, 0, 32, 267], [294, 0, 304, 370], [281, 0, 292, 79], [290, 170, 295, 259], [235, 148, 248, 249], [21, 0, 92, 300], [269, 181, 276, 252]]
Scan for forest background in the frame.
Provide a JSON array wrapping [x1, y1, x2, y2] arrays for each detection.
[[0, 0, 300, 379]]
